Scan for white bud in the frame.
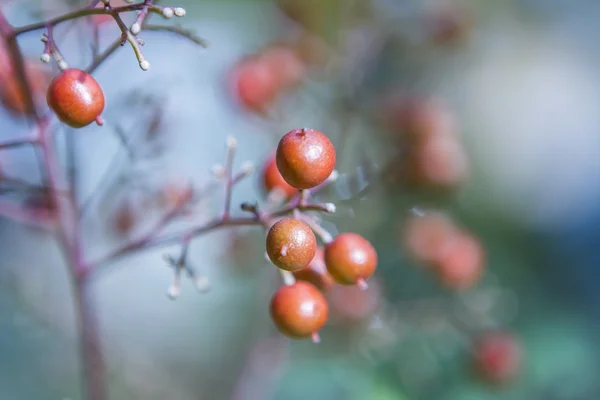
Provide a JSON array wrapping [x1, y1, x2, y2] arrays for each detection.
[[195, 276, 210, 293], [57, 60, 69, 71], [226, 136, 237, 149], [324, 203, 336, 213], [240, 161, 255, 175], [162, 7, 174, 18], [40, 53, 51, 63], [139, 60, 150, 71], [130, 23, 141, 35], [327, 170, 339, 183], [166, 285, 180, 299], [174, 7, 186, 17], [211, 164, 226, 178]]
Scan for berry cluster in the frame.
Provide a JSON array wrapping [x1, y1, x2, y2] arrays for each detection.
[[264, 128, 377, 341]]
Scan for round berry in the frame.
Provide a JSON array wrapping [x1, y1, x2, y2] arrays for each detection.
[[401, 211, 457, 265], [292, 247, 334, 292], [113, 201, 136, 236], [270, 281, 328, 339], [261, 155, 298, 199], [324, 233, 377, 286], [435, 232, 484, 290], [266, 218, 317, 271], [329, 278, 382, 323], [46, 68, 105, 128], [232, 56, 278, 112], [276, 128, 336, 189], [0, 60, 50, 116], [473, 332, 521, 385], [261, 45, 306, 89]]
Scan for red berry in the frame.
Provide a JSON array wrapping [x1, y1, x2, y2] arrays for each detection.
[[261, 45, 306, 89], [160, 181, 193, 209], [324, 233, 377, 286], [276, 128, 336, 189], [407, 129, 468, 189], [473, 332, 521, 385], [261, 155, 298, 199], [46, 68, 105, 128], [113, 201, 136, 236], [435, 232, 484, 290], [270, 281, 328, 339], [0, 60, 50, 116], [329, 278, 382, 323], [401, 211, 458, 265], [292, 247, 334, 292], [232, 56, 278, 112], [266, 218, 317, 271]]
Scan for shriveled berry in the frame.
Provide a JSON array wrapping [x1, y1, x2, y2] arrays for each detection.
[[266, 218, 317, 271], [276, 128, 336, 189], [232, 56, 278, 112], [270, 281, 328, 339], [435, 232, 484, 290], [292, 247, 334, 292], [261, 155, 298, 199], [324, 233, 377, 286], [473, 332, 521, 385], [46, 68, 105, 128]]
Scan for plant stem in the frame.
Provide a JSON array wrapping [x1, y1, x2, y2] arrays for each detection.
[[72, 278, 107, 400]]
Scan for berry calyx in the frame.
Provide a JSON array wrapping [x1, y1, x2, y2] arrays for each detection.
[[324, 233, 377, 286], [46, 68, 105, 128], [266, 218, 317, 271], [270, 281, 328, 340], [261, 155, 298, 199], [276, 128, 336, 189], [292, 247, 334, 292], [473, 332, 521, 385]]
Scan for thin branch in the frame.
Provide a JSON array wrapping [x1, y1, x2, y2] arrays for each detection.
[[12, 3, 151, 35], [142, 24, 209, 47], [86, 37, 122, 74]]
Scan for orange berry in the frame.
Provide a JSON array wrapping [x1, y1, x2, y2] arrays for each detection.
[[46, 68, 105, 128], [270, 281, 328, 339], [276, 128, 336, 189], [266, 218, 317, 272]]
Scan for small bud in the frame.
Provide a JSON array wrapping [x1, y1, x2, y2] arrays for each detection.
[[226, 136, 238, 149], [40, 33, 48, 43], [57, 60, 69, 71], [327, 170, 339, 183], [240, 161, 255, 175], [174, 7, 186, 17], [162, 7, 174, 18], [166, 284, 180, 299], [324, 203, 336, 213], [195, 276, 210, 292], [139, 60, 150, 71], [211, 164, 226, 178], [130, 23, 141, 35], [40, 53, 51, 63]]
